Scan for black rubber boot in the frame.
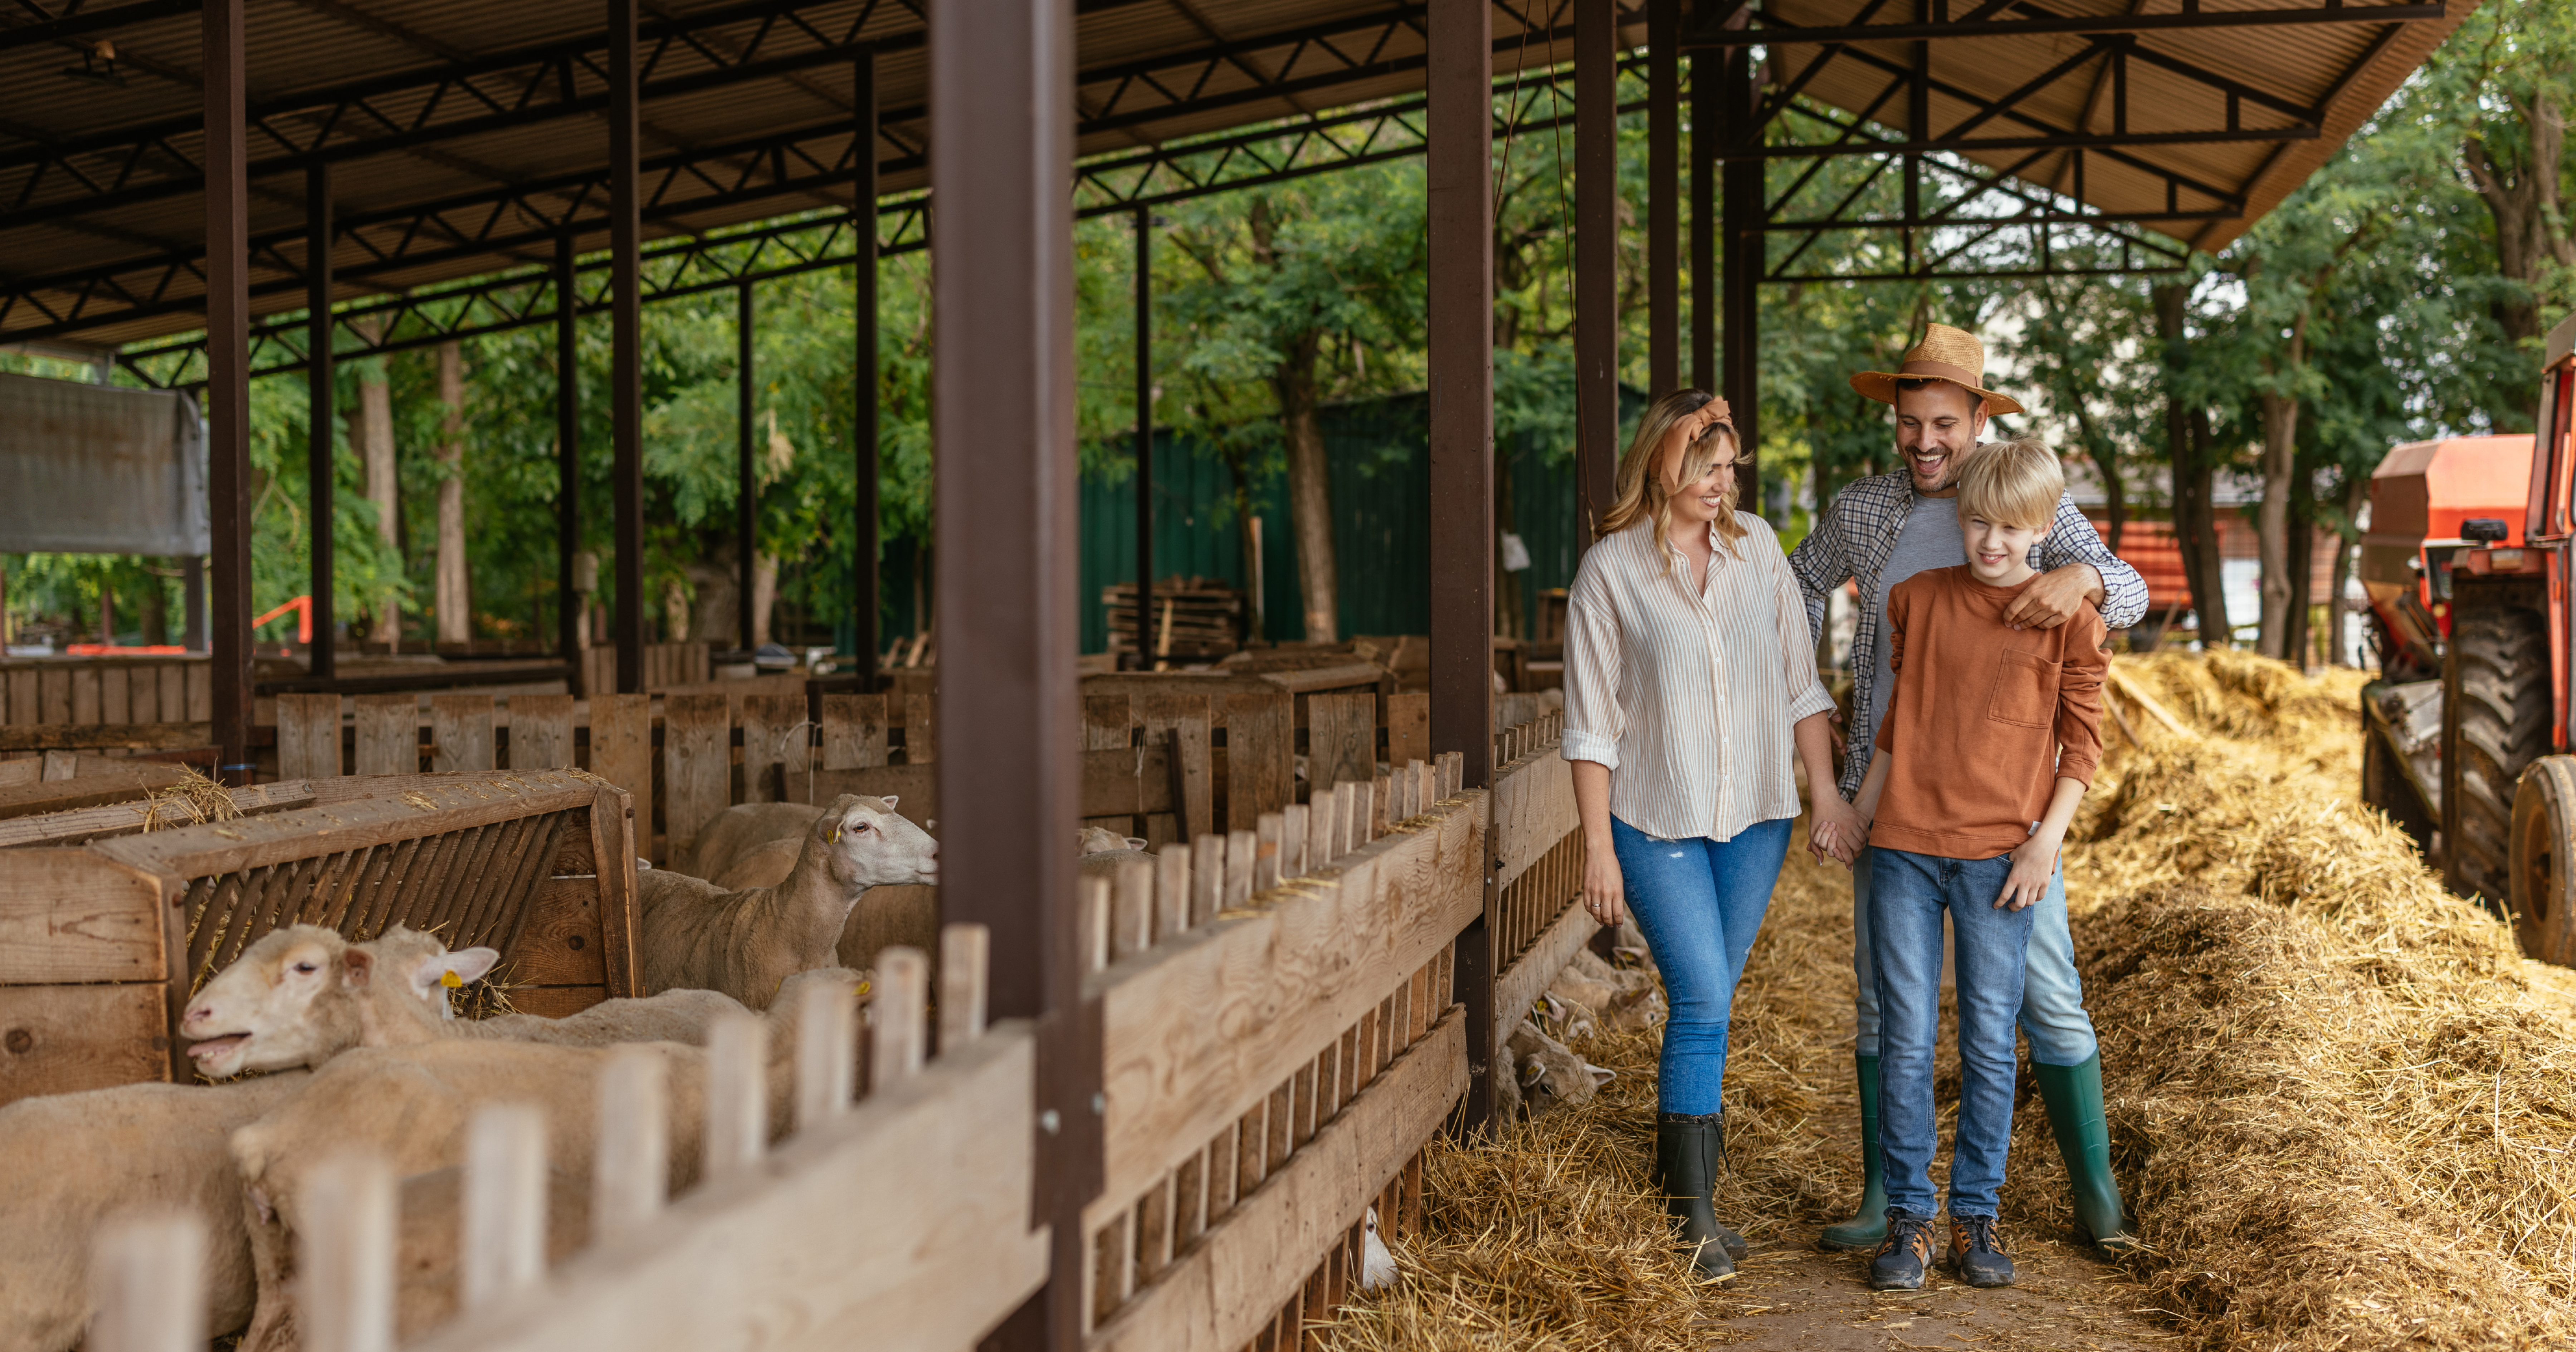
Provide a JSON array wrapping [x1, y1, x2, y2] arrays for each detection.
[[1819, 1053, 1889, 1251], [2031, 1053, 2135, 1251], [1654, 1114, 1741, 1277]]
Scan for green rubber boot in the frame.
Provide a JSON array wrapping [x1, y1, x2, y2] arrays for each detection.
[[1818, 1053, 1889, 1251], [1654, 1115, 1738, 1277], [2032, 1053, 2134, 1251]]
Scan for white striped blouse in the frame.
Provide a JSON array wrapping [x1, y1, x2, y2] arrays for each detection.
[[1561, 513, 1835, 842]]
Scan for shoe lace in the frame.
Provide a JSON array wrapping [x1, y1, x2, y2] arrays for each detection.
[[1882, 1216, 1935, 1259], [1955, 1216, 2005, 1255]]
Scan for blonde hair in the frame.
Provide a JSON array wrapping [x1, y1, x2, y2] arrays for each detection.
[[1956, 437, 2064, 531], [1597, 389, 1747, 575]]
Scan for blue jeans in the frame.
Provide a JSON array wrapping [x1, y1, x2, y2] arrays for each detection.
[[1851, 845, 2097, 1067], [1610, 814, 1792, 1116], [1869, 847, 2036, 1220]]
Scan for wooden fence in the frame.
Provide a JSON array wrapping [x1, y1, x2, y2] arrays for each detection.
[[78, 709, 1584, 1352]]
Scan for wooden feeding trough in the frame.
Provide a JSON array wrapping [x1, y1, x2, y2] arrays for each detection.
[[0, 769, 641, 1107]]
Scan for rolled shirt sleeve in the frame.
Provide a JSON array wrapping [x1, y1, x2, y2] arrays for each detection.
[[1768, 535, 1836, 725], [2042, 491, 2149, 631], [1561, 548, 1625, 771]]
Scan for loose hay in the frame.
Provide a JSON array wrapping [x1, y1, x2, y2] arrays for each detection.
[[1329, 651, 2576, 1350]]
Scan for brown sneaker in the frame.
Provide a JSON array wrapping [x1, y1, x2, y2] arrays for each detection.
[[1943, 1215, 2015, 1288], [1869, 1215, 1937, 1290]]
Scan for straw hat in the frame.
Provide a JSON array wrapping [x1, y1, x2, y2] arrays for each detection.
[[1848, 323, 2025, 417]]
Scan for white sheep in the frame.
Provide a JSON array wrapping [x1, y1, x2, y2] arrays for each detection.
[[688, 800, 832, 884], [638, 793, 936, 1008], [0, 928, 485, 1352], [1361, 1206, 1398, 1290]]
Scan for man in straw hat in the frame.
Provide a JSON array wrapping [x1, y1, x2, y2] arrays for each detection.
[[1788, 322, 2145, 1256]]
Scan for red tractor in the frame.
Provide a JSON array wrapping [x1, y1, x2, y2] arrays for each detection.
[[2362, 314, 2573, 961]]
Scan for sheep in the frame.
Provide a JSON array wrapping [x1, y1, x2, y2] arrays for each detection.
[[1361, 1207, 1398, 1290], [688, 800, 829, 884], [228, 967, 856, 1352], [353, 926, 756, 1049], [1508, 1019, 1612, 1116], [1545, 948, 1667, 1033], [1075, 826, 1152, 883], [638, 794, 935, 1009], [0, 927, 485, 1352]]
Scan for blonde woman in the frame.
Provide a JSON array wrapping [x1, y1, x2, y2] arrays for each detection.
[[1563, 390, 1862, 1277]]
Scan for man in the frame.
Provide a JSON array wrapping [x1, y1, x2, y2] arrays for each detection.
[[1789, 323, 2143, 1254]]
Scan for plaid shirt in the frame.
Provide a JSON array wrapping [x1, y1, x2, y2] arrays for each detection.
[[1788, 467, 2148, 800]]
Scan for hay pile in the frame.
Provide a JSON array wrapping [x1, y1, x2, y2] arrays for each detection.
[[1327, 651, 2576, 1350], [2055, 652, 2576, 1348]]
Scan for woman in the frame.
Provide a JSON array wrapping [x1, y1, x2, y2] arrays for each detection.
[[1562, 391, 1861, 1278]]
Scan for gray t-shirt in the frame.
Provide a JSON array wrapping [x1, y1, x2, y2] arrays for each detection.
[[1860, 495, 1961, 763]]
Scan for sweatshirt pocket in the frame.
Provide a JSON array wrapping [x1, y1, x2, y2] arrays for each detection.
[[1987, 650, 2057, 728]]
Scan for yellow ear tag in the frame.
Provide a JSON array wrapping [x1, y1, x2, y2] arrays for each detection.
[[440, 971, 464, 988], [829, 826, 840, 842]]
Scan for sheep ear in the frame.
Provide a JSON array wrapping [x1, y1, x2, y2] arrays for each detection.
[[1125, 836, 1147, 850], [877, 795, 899, 811], [447, 947, 501, 987], [340, 947, 376, 989]]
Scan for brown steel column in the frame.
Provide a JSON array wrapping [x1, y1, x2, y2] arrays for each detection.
[[205, 0, 252, 782], [1719, 43, 1764, 515], [1131, 207, 1153, 670], [305, 163, 335, 680], [738, 283, 757, 653], [609, 0, 644, 694], [852, 49, 879, 689], [931, 0, 1095, 1347], [1690, 31, 1716, 393], [1428, 0, 1496, 1133], [1648, 0, 1679, 396], [1574, 0, 1618, 539], [555, 236, 581, 666]]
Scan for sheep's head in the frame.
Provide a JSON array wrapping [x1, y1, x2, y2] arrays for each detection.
[[810, 793, 938, 888], [180, 925, 498, 1077], [1079, 826, 1148, 854]]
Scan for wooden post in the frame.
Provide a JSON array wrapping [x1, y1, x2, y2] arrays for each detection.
[[869, 945, 927, 1090], [1691, 35, 1717, 394], [204, 0, 253, 784], [930, 0, 1097, 1344], [704, 1011, 766, 1180], [88, 1212, 204, 1352], [1575, 0, 1619, 540], [940, 921, 990, 1047], [1429, 0, 1496, 1133], [737, 282, 758, 653], [1131, 206, 1154, 672], [608, 0, 644, 694], [593, 1046, 667, 1233], [461, 1104, 545, 1311], [1718, 29, 1764, 511], [1648, 0, 1678, 396], [794, 970, 857, 1132], [301, 1152, 395, 1352], [307, 163, 336, 680]]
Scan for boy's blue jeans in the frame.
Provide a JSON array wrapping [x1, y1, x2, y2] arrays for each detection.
[[1850, 845, 2097, 1067], [1869, 846, 2036, 1220], [1609, 815, 1792, 1116]]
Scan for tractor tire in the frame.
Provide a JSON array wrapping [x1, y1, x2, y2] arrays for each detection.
[[2512, 756, 2576, 966], [2445, 582, 2551, 906], [2363, 722, 2436, 857]]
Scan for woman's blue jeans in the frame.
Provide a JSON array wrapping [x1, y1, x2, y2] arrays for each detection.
[[1610, 814, 1792, 1116]]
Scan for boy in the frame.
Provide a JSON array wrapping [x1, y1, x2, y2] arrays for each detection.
[[1845, 438, 2108, 1291]]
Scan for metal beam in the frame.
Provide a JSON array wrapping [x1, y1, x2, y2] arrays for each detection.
[[1574, 0, 1617, 538], [850, 48, 878, 689], [1131, 207, 1153, 671], [305, 163, 334, 680], [1690, 36, 1713, 392], [1646, 0, 1678, 396], [609, 0, 643, 696], [1427, 0, 1494, 1132], [0, 0, 199, 54], [555, 234, 580, 668], [1718, 38, 1758, 506], [1685, 0, 2443, 44], [737, 280, 756, 654], [203, 0, 252, 783]]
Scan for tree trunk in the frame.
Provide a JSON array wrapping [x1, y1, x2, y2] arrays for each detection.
[[2156, 286, 2224, 649], [2284, 452, 2315, 669], [751, 552, 778, 647], [2327, 470, 2367, 666], [434, 342, 470, 645], [350, 330, 401, 650], [140, 568, 169, 647], [2256, 386, 2299, 660], [1275, 333, 1337, 644]]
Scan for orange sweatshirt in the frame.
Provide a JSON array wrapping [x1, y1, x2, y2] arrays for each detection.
[[1869, 566, 2108, 859]]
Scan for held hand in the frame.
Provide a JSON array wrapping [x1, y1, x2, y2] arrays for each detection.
[[1809, 796, 1866, 869], [1995, 832, 2059, 910], [2000, 563, 2102, 631], [1583, 846, 1628, 929]]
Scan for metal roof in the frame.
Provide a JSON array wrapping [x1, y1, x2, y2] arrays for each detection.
[[0, 0, 2460, 352]]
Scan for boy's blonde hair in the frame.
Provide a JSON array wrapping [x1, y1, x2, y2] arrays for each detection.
[[1956, 437, 2063, 531]]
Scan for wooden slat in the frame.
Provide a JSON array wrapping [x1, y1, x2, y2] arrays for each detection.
[[0, 781, 313, 849], [587, 695, 653, 825], [184, 665, 212, 722], [100, 667, 130, 725], [740, 695, 809, 805], [1385, 691, 1428, 772], [276, 693, 341, 780], [70, 668, 101, 725], [126, 666, 158, 724], [0, 721, 215, 751], [1140, 695, 1213, 841], [0, 761, 188, 822], [89, 772, 599, 881], [507, 695, 578, 771], [0, 849, 166, 982], [662, 693, 733, 862], [506, 874, 610, 988], [405, 1026, 1049, 1352], [1080, 744, 1173, 818], [353, 694, 418, 776], [1221, 692, 1292, 832], [4, 668, 33, 725], [0, 983, 169, 1105], [1491, 748, 1578, 892], [431, 696, 498, 773], [901, 693, 936, 765], [1088, 1011, 1466, 1352], [588, 786, 644, 998], [1307, 691, 1375, 795], [1491, 881, 1600, 1062], [800, 765, 938, 831], [820, 694, 888, 771], [1091, 792, 1484, 1206]]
